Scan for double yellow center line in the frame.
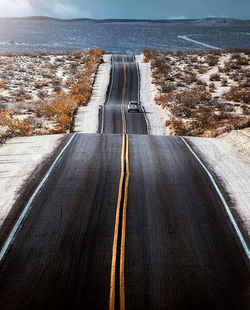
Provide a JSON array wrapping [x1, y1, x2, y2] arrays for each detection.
[[121, 56, 127, 134], [109, 56, 129, 310]]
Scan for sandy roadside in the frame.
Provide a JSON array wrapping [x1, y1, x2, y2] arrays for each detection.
[[0, 134, 63, 228], [0, 53, 110, 230], [188, 136, 250, 237], [74, 54, 111, 133], [136, 54, 168, 135]]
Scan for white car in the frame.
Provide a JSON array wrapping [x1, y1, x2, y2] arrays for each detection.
[[127, 101, 142, 113]]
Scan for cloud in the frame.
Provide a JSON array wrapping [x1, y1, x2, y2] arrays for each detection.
[[0, 0, 90, 18], [53, 2, 82, 18], [29, 0, 87, 18], [0, 0, 35, 17]]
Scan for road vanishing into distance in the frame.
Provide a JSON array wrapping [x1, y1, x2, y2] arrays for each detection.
[[0, 56, 249, 310], [102, 55, 147, 134]]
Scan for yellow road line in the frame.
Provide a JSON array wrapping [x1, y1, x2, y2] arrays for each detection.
[[120, 134, 130, 310], [109, 134, 126, 310], [109, 56, 129, 310], [121, 56, 127, 134]]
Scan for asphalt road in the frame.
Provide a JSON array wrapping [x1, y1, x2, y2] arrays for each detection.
[[125, 135, 250, 310], [0, 134, 123, 310], [102, 55, 148, 134], [0, 55, 249, 310]]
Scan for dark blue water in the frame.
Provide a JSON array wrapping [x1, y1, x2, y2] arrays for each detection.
[[0, 18, 249, 54]]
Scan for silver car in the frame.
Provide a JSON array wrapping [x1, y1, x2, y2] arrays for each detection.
[[128, 101, 142, 113]]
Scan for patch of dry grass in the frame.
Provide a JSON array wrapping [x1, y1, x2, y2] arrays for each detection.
[[0, 49, 104, 137], [144, 49, 250, 137]]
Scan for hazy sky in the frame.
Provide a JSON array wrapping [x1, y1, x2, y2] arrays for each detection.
[[0, 0, 249, 19]]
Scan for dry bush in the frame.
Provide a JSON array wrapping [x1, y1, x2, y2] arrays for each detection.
[[143, 49, 158, 62], [209, 82, 216, 91], [236, 57, 248, 66], [206, 55, 219, 66], [0, 79, 6, 88], [0, 110, 31, 136], [27, 63, 35, 70], [34, 80, 50, 89], [239, 80, 250, 88], [155, 93, 173, 108], [5, 63, 15, 71], [221, 79, 228, 87], [160, 82, 176, 93], [240, 104, 249, 115], [224, 87, 250, 103], [224, 61, 241, 72], [37, 90, 47, 99], [210, 73, 221, 81], [165, 117, 188, 136], [71, 51, 84, 59]]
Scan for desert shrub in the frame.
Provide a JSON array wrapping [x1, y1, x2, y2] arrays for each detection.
[[224, 61, 241, 71], [55, 57, 64, 63], [209, 83, 216, 91], [161, 82, 176, 93], [175, 90, 212, 106], [239, 80, 250, 88], [221, 79, 228, 86], [155, 93, 171, 108], [27, 63, 35, 70], [0, 110, 31, 136], [206, 55, 219, 66], [143, 49, 158, 62], [210, 73, 221, 81], [197, 79, 206, 86], [165, 117, 188, 136], [37, 90, 47, 99], [54, 85, 62, 93], [218, 66, 225, 73], [236, 57, 248, 66], [71, 51, 84, 59], [224, 87, 250, 103], [5, 63, 15, 71], [0, 79, 6, 88], [34, 81, 50, 89]]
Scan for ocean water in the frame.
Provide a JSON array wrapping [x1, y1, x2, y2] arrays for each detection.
[[0, 18, 249, 54]]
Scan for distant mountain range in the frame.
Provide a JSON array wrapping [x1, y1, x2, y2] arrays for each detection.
[[0, 16, 249, 24]]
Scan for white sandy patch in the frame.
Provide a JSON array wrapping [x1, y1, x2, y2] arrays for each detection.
[[220, 129, 250, 162], [199, 54, 232, 97], [0, 134, 63, 227], [188, 136, 250, 237], [74, 55, 111, 133], [136, 54, 169, 135]]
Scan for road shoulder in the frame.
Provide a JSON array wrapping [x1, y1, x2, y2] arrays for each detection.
[[0, 134, 68, 243], [136, 54, 168, 135], [74, 55, 111, 133], [187, 136, 250, 242]]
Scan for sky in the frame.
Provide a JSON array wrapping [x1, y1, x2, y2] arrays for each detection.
[[0, 0, 249, 20]]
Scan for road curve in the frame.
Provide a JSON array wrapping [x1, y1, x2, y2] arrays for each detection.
[[102, 55, 148, 134]]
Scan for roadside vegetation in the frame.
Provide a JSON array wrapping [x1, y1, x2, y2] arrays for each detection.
[[0, 49, 104, 140], [144, 49, 250, 137]]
